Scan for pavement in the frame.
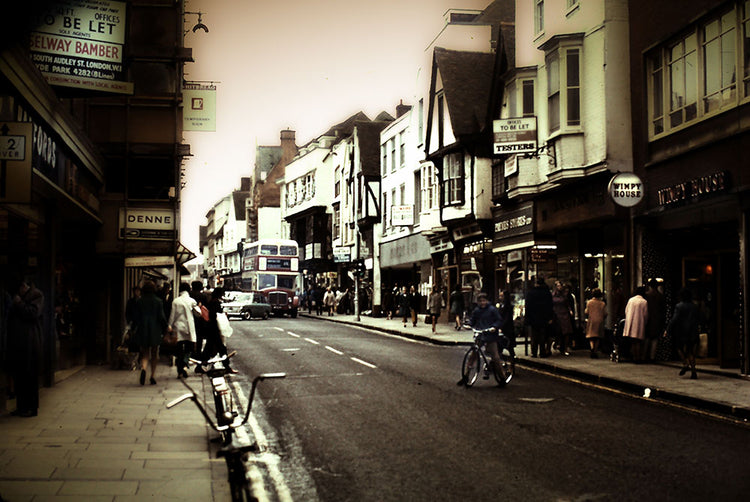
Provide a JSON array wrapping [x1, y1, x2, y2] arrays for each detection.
[[301, 311, 750, 422], [0, 362, 232, 502]]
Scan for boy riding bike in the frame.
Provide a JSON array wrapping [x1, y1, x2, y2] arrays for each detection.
[[457, 292, 504, 386]]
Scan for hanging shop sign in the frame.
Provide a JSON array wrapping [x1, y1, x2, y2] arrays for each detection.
[[119, 207, 175, 240], [30, 0, 133, 94], [608, 172, 643, 207], [656, 171, 728, 207], [493, 117, 537, 155], [0, 122, 32, 204], [182, 83, 217, 132]]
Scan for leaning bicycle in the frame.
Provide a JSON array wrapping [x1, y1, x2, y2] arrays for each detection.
[[166, 360, 285, 502], [460, 327, 514, 387]]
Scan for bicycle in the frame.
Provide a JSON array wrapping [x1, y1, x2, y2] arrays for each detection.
[[460, 327, 514, 387], [166, 355, 285, 502]]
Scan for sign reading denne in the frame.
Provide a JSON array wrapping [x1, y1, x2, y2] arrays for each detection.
[[493, 117, 537, 155], [30, 0, 132, 94]]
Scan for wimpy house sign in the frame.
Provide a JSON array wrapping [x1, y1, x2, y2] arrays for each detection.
[[30, 0, 132, 94]]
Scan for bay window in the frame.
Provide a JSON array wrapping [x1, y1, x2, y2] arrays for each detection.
[[441, 152, 464, 206]]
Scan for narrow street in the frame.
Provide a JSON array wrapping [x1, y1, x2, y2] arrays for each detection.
[[227, 317, 750, 502]]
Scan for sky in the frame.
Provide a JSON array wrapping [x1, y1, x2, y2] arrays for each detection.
[[180, 0, 491, 256]]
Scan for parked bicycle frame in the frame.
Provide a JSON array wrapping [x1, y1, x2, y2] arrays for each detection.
[[166, 357, 285, 502]]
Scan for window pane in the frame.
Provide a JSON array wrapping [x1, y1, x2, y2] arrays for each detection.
[[705, 38, 721, 96], [567, 88, 580, 125], [522, 80, 535, 116], [685, 50, 697, 105], [547, 54, 559, 95], [567, 50, 580, 87], [670, 58, 685, 111], [722, 30, 737, 89], [652, 66, 663, 117], [548, 93, 560, 132]]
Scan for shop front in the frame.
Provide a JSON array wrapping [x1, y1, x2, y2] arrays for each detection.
[[380, 232, 432, 315], [638, 170, 744, 369]]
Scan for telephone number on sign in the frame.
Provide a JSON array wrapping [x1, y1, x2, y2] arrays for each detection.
[[494, 143, 535, 153]]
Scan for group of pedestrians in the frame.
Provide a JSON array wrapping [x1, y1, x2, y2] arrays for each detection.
[[126, 280, 234, 386], [302, 285, 352, 316], [525, 277, 578, 358]]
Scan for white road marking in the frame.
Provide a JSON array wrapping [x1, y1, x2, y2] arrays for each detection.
[[350, 357, 377, 369], [325, 346, 344, 355], [273, 327, 285, 332], [287, 332, 301, 338], [282, 348, 300, 352], [230, 380, 293, 502], [304, 338, 320, 345]]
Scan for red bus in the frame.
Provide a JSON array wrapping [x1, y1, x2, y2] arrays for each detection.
[[241, 239, 300, 317]]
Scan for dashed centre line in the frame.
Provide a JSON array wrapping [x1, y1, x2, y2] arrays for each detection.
[[325, 346, 344, 355], [350, 357, 377, 369], [273, 327, 284, 332], [304, 338, 320, 345], [287, 332, 301, 338]]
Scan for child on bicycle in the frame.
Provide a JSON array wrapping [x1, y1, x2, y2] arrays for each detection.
[[457, 292, 504, 386]]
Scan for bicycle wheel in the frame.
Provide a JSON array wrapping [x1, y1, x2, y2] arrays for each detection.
[[492, 354, 514, 387], [461, 347, 481, 387], [227, 456, 252, 502]]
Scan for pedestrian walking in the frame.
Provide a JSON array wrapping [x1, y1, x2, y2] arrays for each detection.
[[132, 280, 167, 386], [382, 287, 393, 319], [665, 288, 700, 379], [200, 287, 236, 373], [623, 286, 649, 362], [190, 281, 208, 356], [524, 277, 553, 358], [427, 286, 443, 333], [324, 287, 336, 316], [6, 274, 43, 417], [158, 281, 174, 320], [449, 284, 465, 330], [584, 288, 607, 358], [314, 286, 324, 316], [644, 278, 666, 362], [409, 285, 421, 327], [552, 281, 574, 356], [398, 286, 411, 327], [167, 282, 197, 379]]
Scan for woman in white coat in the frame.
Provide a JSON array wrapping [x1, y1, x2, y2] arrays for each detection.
[[623, 286, 648, 362], [167, 282, 198, 378]]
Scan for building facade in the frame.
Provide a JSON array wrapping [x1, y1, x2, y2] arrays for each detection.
[[629, 0, 750, 372]]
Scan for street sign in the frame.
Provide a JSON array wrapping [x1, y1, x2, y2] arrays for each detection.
[[0, 122, 32, 203], [608, 172, 644, 207]]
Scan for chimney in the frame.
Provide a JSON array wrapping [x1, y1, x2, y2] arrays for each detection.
[[240, 177, 252, 191], [280, 129, 298, 164], [396, 100, 411, 118]]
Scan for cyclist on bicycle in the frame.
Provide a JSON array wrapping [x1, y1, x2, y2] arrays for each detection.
[[457, 292, 504, 386]]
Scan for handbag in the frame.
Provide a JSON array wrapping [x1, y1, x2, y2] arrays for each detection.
[[200, 304, 210, 322], [217, 312, 233, 338], [163, 331, 178, 346]]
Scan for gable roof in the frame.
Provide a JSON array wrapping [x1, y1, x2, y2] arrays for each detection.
[[321, 111, 370, 143], [434, 47, 495, 138], [355, 118, 394, 177]]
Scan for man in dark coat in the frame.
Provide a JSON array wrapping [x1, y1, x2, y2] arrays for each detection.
[[7, 276, 44, 416], [524, 277, 553, 358], [644, 278, 665, 362]]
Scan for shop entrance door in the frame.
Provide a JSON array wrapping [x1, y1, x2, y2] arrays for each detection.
[[438, 265, 458, 322], [682, 253, 739, 367]]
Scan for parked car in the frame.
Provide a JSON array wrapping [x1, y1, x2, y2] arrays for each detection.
[[222, 291, 272, 320]]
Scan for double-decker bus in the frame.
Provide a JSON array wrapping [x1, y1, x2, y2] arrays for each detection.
[[241, 239, 300, 317]]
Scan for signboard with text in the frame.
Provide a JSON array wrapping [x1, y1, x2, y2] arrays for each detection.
[[333, 246, 351, 263], [0, 123, 32, 204], [30, 0, 132, 94], [119, 207, 175, 240], [493, 117, 537, 155], [391, 204, 414, 226], [183, 83, 217, 132]]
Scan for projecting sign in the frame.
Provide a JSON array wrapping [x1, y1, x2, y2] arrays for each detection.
[[493, 117, 537, 155], [333, 246, 351, 263], [119, 208, 175, 240], [0, 123, 32, 204], [608, 172, 643, 207], [30, 0, 132, 94], [183, 83, 217, 132]]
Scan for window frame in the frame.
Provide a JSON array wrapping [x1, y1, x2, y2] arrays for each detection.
[[545, 43, 582, 134], [441, 152, 464, 207], [534, 0, 545, 36], [647, 3, 747, 139]]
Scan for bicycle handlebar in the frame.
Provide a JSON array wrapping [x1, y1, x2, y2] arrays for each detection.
[[166, 372, 287, 433]]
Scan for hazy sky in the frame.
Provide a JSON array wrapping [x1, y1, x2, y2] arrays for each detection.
[[181, 0, 490, 255]]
